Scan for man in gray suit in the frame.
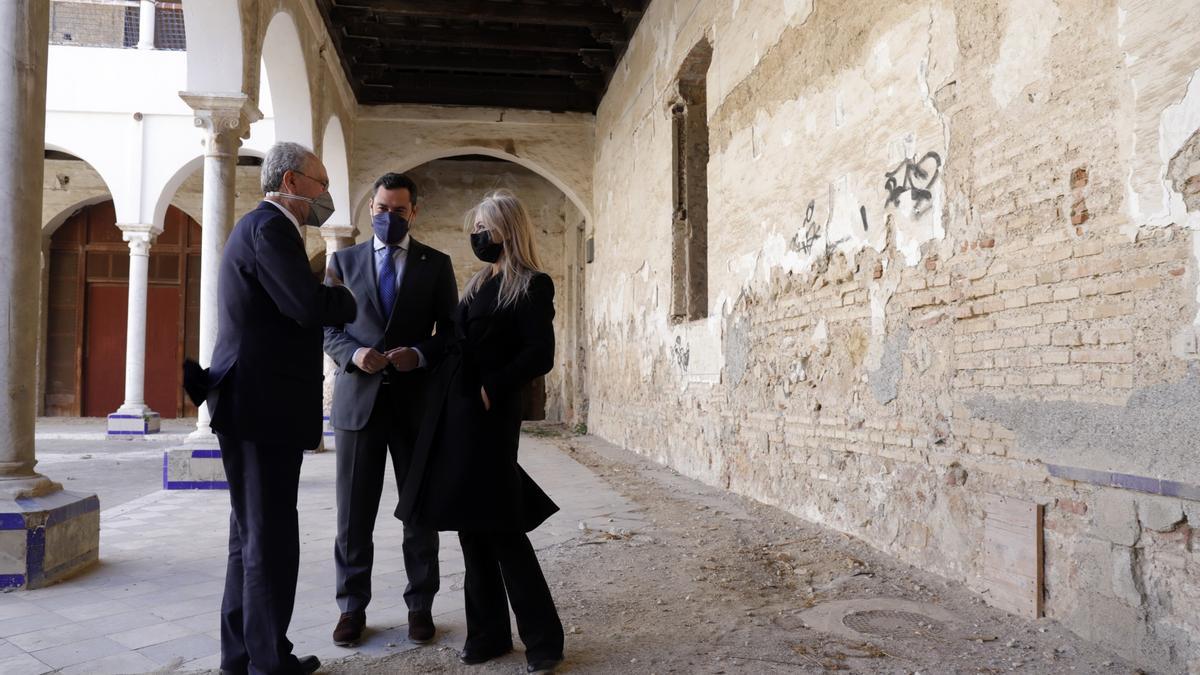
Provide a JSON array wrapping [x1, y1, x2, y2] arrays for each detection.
[[323, 173, 457, 646]]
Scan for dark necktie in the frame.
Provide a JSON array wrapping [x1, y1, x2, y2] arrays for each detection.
[[378, 245, 398, 316]]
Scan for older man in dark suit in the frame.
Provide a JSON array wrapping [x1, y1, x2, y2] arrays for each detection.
[[199, 141, 357, 675], [323, 172, 457, 646]]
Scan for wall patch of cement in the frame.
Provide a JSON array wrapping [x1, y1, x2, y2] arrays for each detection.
[[966, 367, 1200, 479]]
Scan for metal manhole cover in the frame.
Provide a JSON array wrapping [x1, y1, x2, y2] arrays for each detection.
[[842, 609, 944, 638]]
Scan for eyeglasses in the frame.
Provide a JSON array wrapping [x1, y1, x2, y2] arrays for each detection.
[[292, 170, 329, 191]]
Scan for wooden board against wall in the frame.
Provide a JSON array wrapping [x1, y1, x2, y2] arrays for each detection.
[[981, 494, 1044, 618]]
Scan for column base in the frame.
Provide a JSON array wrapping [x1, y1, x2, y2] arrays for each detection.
[[0, 489, 100, 589], [107, 410, 161, 439], [163, 447, 227, 490]]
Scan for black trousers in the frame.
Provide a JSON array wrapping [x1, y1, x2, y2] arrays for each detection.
[[218, 434, 304, 675], [334, 385, 439, 614], [458, 530, 564, 663]]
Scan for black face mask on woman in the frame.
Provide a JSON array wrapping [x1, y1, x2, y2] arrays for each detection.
[[470, 230, 503, 263]]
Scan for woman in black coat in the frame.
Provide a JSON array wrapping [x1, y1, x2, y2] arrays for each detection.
[[396, 189, 564, 673]]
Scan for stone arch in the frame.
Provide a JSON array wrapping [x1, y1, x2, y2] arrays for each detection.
[[149, 148, 266, 231], [322, 116, 352, 227], [259, 11, 314, 147], [182, 0, 244, 93], [354, 146, 593, 230], [42, 138, 132, 225]]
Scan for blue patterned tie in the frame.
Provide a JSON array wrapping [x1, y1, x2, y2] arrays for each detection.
[[378, 246, 397, 316]]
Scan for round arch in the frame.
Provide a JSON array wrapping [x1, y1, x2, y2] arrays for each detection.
[[42, 147, 119, 238], [322, 116, 352, 227], [365, 146, 593, 226], [260, 11, 314, 147], [42, 140, 132, 225], [149, 148, 267, 231], [43, 194, 114, 238]]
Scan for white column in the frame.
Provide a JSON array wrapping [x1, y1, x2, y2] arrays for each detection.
[[179, 94, 260, 445], [106, 226, 161, 438], [137, 0, 156, 50]]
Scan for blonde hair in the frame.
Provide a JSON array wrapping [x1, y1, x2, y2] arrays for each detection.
[[462, 190, 544, 309]]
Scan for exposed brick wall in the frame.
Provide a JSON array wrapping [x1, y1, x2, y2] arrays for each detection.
[[587, 0, 1200, 670]]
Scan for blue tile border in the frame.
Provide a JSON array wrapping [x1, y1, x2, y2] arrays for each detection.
[[1046, 464, 1200, 501], [163, 450, 227, 490], [43, 495, 100, 527], [0, 573, 26, 589], [0, 492, 99, 589], [164, 480, 230, 490], [0, 513, 25, 530]]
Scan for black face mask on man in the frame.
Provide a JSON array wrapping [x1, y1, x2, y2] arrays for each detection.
[[372, 211, 409, 244], [470, 230, 503, 263]]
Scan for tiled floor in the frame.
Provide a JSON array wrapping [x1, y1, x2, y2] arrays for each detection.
[[0, 428, 638, 674]]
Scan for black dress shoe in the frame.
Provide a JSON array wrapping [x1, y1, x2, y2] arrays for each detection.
[[332, 610, 366, 646], [527, 656, 564, 673], [459, 645, 513, 665], [407, 610, 436, 643], [298, 654, 321, 674]]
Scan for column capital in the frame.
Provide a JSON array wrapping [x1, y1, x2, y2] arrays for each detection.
[[319, 223, 356, 241], [179, 92, 263, 140], [118, 224, 162, 255]]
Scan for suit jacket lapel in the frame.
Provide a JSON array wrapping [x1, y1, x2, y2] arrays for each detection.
[[358, 240, 387, 324], [386, 238, 427, 331]]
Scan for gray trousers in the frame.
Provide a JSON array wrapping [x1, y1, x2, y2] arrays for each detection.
[[334, 385, 439, 614]]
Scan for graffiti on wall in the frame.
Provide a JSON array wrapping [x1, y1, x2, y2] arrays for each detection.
[[792, 199, 819, 254], [884, 151, 942, 217]]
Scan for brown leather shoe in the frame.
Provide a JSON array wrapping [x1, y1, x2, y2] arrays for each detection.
[[332, 610, 365, 646], [407, 610, 435, 643]]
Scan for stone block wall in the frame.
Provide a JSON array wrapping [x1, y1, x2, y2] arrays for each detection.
[[586, 0, 1200, 670]]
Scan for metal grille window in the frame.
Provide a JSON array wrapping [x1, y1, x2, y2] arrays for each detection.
[[155, 3, 187, 51], [49, 0, 185, 51]]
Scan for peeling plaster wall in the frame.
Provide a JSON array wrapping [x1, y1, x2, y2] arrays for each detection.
[[588, 0, 1200, 670]]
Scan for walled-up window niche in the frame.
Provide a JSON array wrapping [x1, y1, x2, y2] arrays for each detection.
[[669, 40, 713, 323]]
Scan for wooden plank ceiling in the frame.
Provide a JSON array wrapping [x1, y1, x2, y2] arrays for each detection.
[[317, 0, 649, 112]]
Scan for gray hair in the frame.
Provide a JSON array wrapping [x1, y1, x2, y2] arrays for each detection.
[[260, 141, 314, 193]]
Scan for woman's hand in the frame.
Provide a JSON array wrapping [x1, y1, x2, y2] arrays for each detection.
[[480, 386, 491, 411]]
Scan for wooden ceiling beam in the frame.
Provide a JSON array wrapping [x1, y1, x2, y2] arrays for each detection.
[[331, 0, 626, 31], [349, 50, 599, 77], [357, 83, 596, 112], [359, 71, 606, 95], [341, 24, 602, 53]]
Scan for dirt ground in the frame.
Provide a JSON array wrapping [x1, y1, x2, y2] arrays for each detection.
[[323, 428, 1142, 674]]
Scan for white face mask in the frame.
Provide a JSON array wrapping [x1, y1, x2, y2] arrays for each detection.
[[267, 190, 335, 227]]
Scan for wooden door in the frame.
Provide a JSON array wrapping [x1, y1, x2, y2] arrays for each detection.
[[82, 284, 127, 417], [47, 201, 201, 418], [145, 286, 181, 416]]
